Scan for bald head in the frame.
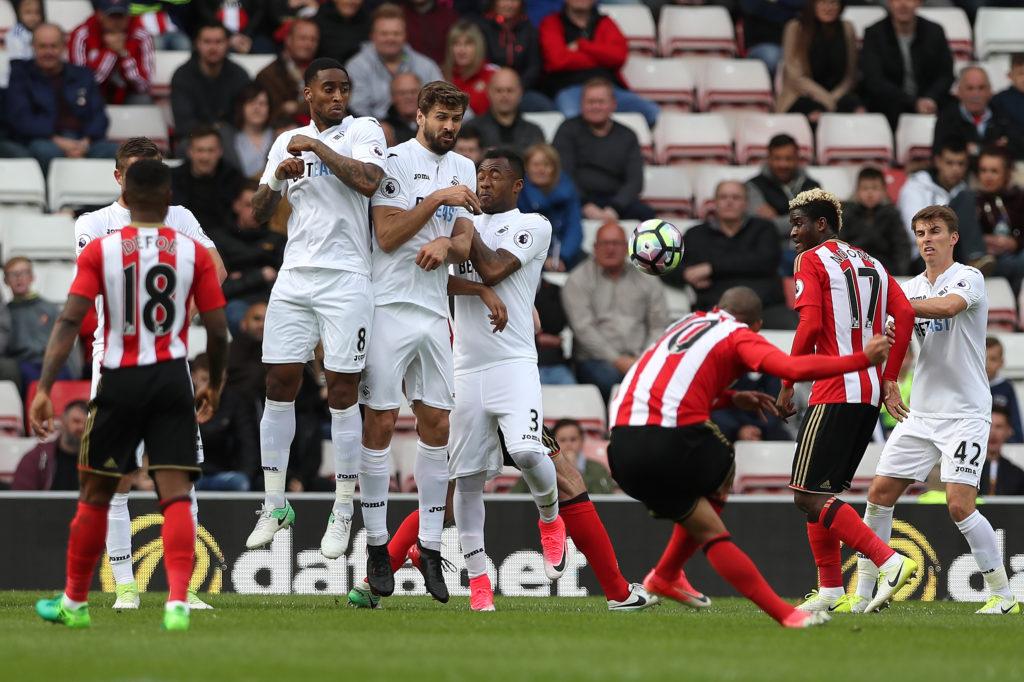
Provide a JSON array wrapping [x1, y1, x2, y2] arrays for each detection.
[[488, 68, 523, 116], [717, 286, 763, 326]]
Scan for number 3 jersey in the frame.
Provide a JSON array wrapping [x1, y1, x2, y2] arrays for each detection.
[[451, 208, 551, 374], [903, 262, 990, 420], [70, 226, 225, 370]]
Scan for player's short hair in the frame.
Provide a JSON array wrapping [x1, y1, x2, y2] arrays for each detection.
[[63, 400, 88, 416], [417, 80, 469, 116], [124, 158, 171, 200], [482, 148, 525, 181], [190, 353, 210, 374], [986, 335, 1003, 351], [717, 286, 763, 326], [304, 57, 347, 86], [195, 20, 229, 40], [4, 256, 32, 274], [789, 188, 843, 233], [856, 166, 885, 185], [978, 144, 1014, 172], [371, 3, 404, 29], [911, 205, 958, 234], [188, 123, 222, 146], [934, 134, 968, 157], [768, 133, 798, 152], [115, 137, 161, 173], [1011, 53, 1024, 70], [552, 418, 583, 439], [523, 143, 561, 179]]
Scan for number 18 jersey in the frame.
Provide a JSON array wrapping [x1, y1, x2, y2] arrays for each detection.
[[70, 226, 225, 370]]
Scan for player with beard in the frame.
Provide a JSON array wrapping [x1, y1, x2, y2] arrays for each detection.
[[356, 81, 485, 603], [245, 58, 387, 561]]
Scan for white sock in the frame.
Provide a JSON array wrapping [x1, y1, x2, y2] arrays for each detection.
[[359, 445, 391, 545], [330, 405, 361, 517], [415, 441, 450, 550], [512, 448, 559, 522], [454, 473, 488, 579], [260, 399, 295, 509], [165, 600, 189, 613], [63, 593, 86, 610], [106, 492, 134, 585], [956, 510, 1013, 600], [856, 501, 894, 599], [189, 486, 199, 544]]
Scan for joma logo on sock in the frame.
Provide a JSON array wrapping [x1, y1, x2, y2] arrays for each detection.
[[361, 501, 386, 508], [464, 548, 484, 558], [109, 554, 131, 562], [428, 506, 446, 513]]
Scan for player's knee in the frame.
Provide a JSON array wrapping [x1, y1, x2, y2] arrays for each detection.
[[511, 447, 548, 471], [947, 498, 975, 523], [362, 412, 396, 449], [325, 372, 359, 409], [792, 491, 821, 519], [265, 365, 303, 402], [79, 473, 119, 505], [867, 476, 902, 506], [417, 411, 449, 445]]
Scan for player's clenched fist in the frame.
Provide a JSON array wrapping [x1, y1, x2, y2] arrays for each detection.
[[416, 237, 452, 271], [286, 134, 320, 156], [863, 333, 894, 365], [275, 157, 305, 181], [432, 185, 481, 215]]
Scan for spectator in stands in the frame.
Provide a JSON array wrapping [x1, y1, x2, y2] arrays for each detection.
[[171, 22, 252, 147], [519, 142, 584, 271], [255, 18, 319, 123], [171, 124, 244, 235], [453, 127, 484, 166], [777, 0, 863, 122], [69, 0, 155, 105], [6, 23, 119, 174], [226, 300, 267, 407], [933, 66, 1024, 167], [344, 4, 443, 119], [12, 401, 88, 491], [987, 336, 1023, 444], [741, 0, 804, 78], [130, 0, 192, 51], [992, 53, 1024, 136], [6, 0, 44, 63], [664, 180, 794, 329], [979, 403, 1024, 495], [562, 221, 668, 402], [403, 0, 458, 66], [195, 0, 274, 54], [213, 180, 286, 337], [315, 0, 372, 64], [745, 133, 819, 248], [267, 0, 322, 36], [220, 84, 275, 178], [975, 146, 1024, 291], [859, 0, 954, 130], [4, 256, 72, 391], [712, 371, 792, 442], [462, 69, 545, 154], [444, 20, 500, 116], [535, 278, 576, 384], [474, 0, 553, 112], [898, 135, 985, 270], [191, 354, 256, 491], [553, 78, 654, 223], [514, 418, 615, 494], [841, 166, 911, 276], [538, 0, 660, 129], [380, 72, 421, 146]]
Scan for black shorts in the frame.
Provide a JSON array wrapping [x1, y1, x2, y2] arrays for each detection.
[[80, 358, 200, 480], [500, 425, 561, 468], [607, 421, 735, 522], [790, 402, 878, 494]]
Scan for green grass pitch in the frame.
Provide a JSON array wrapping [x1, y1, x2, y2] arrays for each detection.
[[1, 592, 1021, 682]]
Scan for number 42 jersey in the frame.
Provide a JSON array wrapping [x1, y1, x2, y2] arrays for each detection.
[[70, 226, 225, 370]]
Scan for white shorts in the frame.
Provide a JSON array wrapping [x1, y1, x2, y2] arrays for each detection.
[[877, 414, 990, 486], [90, 350, 205, 466], [449, 362, 544, 480], [358, 303, 454, 411], [262, 267, 373, 373]]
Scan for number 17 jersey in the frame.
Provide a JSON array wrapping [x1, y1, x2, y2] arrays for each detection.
[[70, 226, 225, 370]]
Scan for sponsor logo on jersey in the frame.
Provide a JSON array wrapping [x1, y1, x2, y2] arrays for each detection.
[[381, 178, 400, 198], [414, 173, 430, 180], [794, 279, 804, 299], [514, 230, 533, 249]]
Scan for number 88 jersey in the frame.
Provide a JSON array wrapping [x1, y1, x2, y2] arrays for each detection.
[[70, 226, 225, 369]]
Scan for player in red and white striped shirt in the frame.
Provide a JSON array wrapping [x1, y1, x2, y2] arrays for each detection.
[[608, 286, 893, 627], [29, 160, 228, 631], [775, 189, 919, 614]]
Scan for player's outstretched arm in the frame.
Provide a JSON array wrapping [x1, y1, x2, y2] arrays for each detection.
[[739, 330, 890, 384], [447, 276, 508, 332], [287, 135, 385, 198], [30, 295, 91, 438], [468, 228, 521, 286]]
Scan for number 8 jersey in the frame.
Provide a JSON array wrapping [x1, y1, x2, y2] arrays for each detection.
[[70, 226, 225, 369]]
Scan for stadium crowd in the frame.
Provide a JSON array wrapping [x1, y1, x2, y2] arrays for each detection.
[[3, 0, 1024, 497]]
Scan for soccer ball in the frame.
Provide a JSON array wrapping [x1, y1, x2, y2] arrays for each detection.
[[628, 219, 684, 276]]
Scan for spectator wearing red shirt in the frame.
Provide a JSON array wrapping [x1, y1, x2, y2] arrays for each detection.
[[538, 0, 659, 128], [443, 20, 500, 116], [68, 0, 155, 105]]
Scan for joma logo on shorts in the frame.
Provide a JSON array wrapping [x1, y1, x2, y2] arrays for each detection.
[[522, 434, 540, 442], [353, 354, 365, 362], [955, 466, 975, 474]]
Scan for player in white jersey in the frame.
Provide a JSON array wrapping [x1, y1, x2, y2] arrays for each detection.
[[358, 81, 478, 601], [848, 205, 1020, 615], [73, 137, 226, 611], [244, 58, 387, 560]]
